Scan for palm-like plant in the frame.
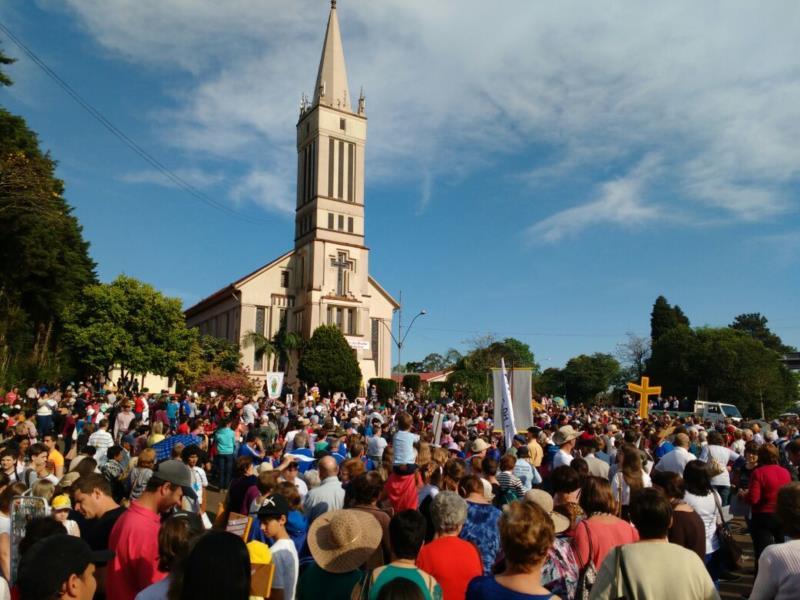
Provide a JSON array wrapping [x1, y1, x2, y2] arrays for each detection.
[[275, 328, 303, 373], [242, 331, 276, 370]]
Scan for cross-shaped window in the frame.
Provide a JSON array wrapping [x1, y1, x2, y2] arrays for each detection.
[[330, 251, 353, 297]]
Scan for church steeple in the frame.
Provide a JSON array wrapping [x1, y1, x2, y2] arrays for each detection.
[[313, 1, 351, 112]]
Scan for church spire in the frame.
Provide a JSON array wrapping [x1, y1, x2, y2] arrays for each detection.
[[313, 0, 351, 112]]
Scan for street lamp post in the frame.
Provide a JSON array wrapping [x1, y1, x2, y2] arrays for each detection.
[[381, 290, 426, 374]]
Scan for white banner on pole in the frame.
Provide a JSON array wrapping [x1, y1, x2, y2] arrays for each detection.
[[432, 412, 444, 447], [266, 372, 284, 400], [499, 359, 517, 449], [492, 366, 533, 434]]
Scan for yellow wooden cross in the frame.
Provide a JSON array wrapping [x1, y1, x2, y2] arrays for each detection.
[[627, 376, 661, 420]]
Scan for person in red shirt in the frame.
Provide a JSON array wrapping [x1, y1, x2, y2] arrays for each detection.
[[106, 460, 197, 600], [744, 443, 792, 568], [417, 491, 483, 600]]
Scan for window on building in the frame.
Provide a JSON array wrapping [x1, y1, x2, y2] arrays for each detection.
[[254, 307, 266, 371], [371, 318, 379, 363], [294, 310, 304, 333], [348, 143, 354, 202], [340, 118, 346, 130], [338, 214, 344, 230], [347, 308, 357, 335], [338, 140, 344, 199], [281, 270, 290, 288], [279, 308, 287, 330], [348, 217, 354, 233], [328, 213, 334, 229]]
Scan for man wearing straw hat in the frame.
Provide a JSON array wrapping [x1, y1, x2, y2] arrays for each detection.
[[552, 425, 580, 469], [297, 508, 382, 599]]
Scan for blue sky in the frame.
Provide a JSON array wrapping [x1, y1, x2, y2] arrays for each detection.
[[2, 1, 799, 369]]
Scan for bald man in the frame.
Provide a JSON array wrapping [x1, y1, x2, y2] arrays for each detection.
[[654, 433, 695, 475], [303, 455, 345, 523]]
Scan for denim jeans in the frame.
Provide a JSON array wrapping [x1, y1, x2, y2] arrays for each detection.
[[36, 415, 53, 437], [713, 485, 731, 506], [215, 453, 234, 489], [704, 550, 722, 589]]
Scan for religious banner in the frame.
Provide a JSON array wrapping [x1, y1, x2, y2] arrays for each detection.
[[432, 411, 445, 447], [492, 365, 533, 434], [499, 359, 517, 449], [266, 372, 284, 400]]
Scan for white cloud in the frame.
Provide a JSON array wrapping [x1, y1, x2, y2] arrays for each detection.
[[48, 0, 800, 232], [527, 155, 662, 243]]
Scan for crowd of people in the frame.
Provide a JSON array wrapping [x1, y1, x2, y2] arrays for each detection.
[[0, 378, 798, 600]]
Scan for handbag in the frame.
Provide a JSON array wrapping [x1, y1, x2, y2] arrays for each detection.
[[575, 520, 598, 599], [713, 493, 743, 571]]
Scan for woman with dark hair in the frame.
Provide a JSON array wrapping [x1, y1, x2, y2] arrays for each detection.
[[172, 531, 251, 600], [136, 512, 203, 600], [348, 472, 391, 567], [611, 444, 651, 520], [226, 456, 258, 515], [550, 465, 584, 532], [458, 475, 502, 575], [651, 470, 705, 559], [743, 443, 792, 568], [571, 476, 638, 575], [682, 459, 722, 587]]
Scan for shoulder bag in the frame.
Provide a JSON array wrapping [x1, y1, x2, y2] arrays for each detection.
[[713, 493, 742, 571], [612, 546, 634, 600], [575, 519, 597, 599]]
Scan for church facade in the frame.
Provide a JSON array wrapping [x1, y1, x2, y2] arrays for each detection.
[[185, 2, 398, 385]]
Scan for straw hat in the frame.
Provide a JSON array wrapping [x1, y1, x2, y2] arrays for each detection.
[[524, 489, 570, 534], [307, 509, 382, 573], [552, 425, 580, 446]]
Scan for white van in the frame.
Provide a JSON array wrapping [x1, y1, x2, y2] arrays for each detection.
[[694, 401, 742, 423]]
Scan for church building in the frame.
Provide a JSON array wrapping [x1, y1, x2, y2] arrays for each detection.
[[185, 1, 398, 384]]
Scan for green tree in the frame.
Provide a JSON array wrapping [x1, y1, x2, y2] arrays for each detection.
[[650, 295, 690, 345], [173, 333, 240, 389], [443, 348, 463, 368], [535, 367, 565, 397], [273, 328, 303, 373], [421, 352, 446, 372], [562, 353, 621, 404], [298, 325, 362, 398], [0, 90, 96, 385], [730, 313, 795, 354], [647, 325, 698, 399], [63, 276, 192, 379], [0, 46, 14, 87]]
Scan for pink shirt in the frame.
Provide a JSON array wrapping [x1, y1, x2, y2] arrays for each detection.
[[572, 517, 640, 569], [107, 501, 164, 600]]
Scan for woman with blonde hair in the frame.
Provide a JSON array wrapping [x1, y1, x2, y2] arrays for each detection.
[[612, 443, 651, 520], [129, 447, 156, 500]]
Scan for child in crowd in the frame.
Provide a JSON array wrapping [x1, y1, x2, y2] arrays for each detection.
[[392, 412, 420, 475], [258, 494, 299, 600], [51, 494, 81, 536]]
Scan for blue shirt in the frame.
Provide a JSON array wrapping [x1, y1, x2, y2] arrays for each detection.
[[467, 576, 554, 600], [215, 427, 235, 455], [166, 401, 180, 420], [238, 443, 264, 465], [460, 502, 502, 575], [392, 430, 419, 465], [655, 441, 674, 460]]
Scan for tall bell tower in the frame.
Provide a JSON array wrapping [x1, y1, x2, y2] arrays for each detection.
[[291, 0, 373, 345]]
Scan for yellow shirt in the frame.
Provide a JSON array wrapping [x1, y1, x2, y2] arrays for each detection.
[[49, 449, 65, 470], [527, 439, 543, 467]]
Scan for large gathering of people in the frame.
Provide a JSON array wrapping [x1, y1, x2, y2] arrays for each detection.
[[0, 377, 798, 599]]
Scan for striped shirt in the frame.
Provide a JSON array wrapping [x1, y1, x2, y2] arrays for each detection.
[[496, 470, 524, 497]]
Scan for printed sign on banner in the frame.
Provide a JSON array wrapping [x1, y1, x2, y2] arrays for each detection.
[[266, 372, 284, 400], [432, 412, 444, 446], [492, 366, 533, 434]]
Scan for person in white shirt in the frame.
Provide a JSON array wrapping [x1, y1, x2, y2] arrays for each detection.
[[655, 433, 695, 475], [612, 444, 652, 517], [242, 399, 258, 427], [552, 425, 579, 468], [699, 431, 739, 506], [258, 494, 299, 600], [88, 420, 114, 466], [366, 423, 388, 462]]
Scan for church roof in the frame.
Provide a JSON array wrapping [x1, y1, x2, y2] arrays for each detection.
[[184, 249, 294, 318], [313, 1, 351, 112], [368, 275, 400, 309]]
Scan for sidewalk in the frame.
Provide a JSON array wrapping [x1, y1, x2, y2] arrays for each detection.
[[720, 517, 754, 599]]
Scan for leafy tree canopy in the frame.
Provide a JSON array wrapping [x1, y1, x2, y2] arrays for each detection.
[[298, 325, 362, 399], [730, 313, 795, 354], [63, 275, 192, 378], [561, 353, 621, 404], [650, 295, 690, 345]]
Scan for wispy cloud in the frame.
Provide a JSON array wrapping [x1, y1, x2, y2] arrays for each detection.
[[52, 0, 800, 230], [527, 155, 663, 243]]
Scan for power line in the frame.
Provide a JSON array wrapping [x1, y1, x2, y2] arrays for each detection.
[[0, 21, 273, 225], [415, 326, 643, 339]]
